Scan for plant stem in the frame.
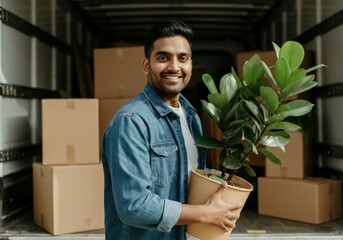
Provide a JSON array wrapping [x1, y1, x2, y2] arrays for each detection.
[[227, 123, 269, 181]]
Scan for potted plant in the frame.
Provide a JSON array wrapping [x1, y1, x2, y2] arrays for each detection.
[[187, 41, 326, 240]]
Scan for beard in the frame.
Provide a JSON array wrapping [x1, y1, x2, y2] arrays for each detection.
[[148, 69, 191, 98]]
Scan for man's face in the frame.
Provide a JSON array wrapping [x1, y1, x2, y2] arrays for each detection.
[[143, 35, 192, 105]]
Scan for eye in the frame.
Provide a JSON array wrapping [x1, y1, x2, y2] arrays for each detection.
[[179, 55, 189, 62], [157, 55, 168, 62]]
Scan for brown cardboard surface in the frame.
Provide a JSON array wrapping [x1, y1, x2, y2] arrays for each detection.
[[258, 177, 342, 224], [33, 163, 104, 235], [99, 98, 131, 146], [94, 46, 146, 98], [265, 131, 312, 178], [42, 99, 100, 165]]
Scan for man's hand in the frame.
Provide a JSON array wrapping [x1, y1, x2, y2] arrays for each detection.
[[177, 182, 243, 232], [202, 181, 243, 231]]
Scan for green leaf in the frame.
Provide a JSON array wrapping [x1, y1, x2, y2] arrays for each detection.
[[223, 155, 241, 170], [202, 74, 218, 94], [279, 75, 315, 101], [306, 64, 327, 73], [195, 136, 224, 149], [230, 67, 243, 89], [243, 164, 256, 177], [242, 54, 265, 86], [207, 93, 229, 112], [268, 122, 302, 131], [244, 100, 260, 117], [223, 102, 241, 127], [275, 57, 291, 90], [261, 61, 277, 90], [208, 174, 225, 183], [219, 73, 238, 102], [201, 100, 221, 122], [261, 131, 291, 149], [285, 81, 317, 100], [259, 148, 282, 166], [276, 100, 314, 117], [279, 41, 304, 71], [287, 68, 306, 85], [267, 114, 285, 124], [260, 86, 279, 112], [272, 42, 280, 58]]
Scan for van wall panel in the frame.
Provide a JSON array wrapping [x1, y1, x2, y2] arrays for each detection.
[[36, 0, 52, 33], [1, 0, 31, 22], [36, 41, 53, 89], [322, 25, 343, 85], [0, 25, 32, 86], [0, 98, 33, 150]]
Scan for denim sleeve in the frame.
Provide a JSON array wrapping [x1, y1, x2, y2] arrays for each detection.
[[104, 114, 181, 231]]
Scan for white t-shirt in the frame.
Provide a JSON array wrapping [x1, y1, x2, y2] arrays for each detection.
[[169, 104, 200, 240], [168, 104, 198, 183]]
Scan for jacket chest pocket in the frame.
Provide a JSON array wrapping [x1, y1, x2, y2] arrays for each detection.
[[150, 142, 178, 187]]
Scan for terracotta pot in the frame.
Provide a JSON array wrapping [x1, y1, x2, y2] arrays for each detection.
[[187, 169, 253, 240]]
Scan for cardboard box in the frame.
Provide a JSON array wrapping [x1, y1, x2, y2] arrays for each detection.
[[99, 98, 131, 146], [33, 163, 104, 235], [265, 131, 312, 178], [258, 177, 342, 224], [42, 99, 100, 165], [94, 46, 146, 98]]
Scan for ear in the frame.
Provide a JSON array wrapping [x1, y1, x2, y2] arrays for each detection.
[[142, 58, 150, 74]]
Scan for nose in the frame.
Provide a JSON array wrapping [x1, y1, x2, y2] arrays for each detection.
[[167, 57, 180, 72]]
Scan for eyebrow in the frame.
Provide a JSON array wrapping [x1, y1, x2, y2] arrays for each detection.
[[155, 51, 191, 57]]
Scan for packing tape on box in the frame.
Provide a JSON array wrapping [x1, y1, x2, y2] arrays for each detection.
[[66, 144, 75, 164]]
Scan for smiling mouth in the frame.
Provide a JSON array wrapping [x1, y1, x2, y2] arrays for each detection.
[[161, 73, 183, 81]]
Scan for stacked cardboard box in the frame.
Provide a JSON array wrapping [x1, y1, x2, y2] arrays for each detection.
[[34, 99, 104, 235], [93, 45, 146, 142], [236, 50, 342, 224]]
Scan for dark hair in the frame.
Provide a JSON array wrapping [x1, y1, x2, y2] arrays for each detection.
[[144, 20, 193, 58]]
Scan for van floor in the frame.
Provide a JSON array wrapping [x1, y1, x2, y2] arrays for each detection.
[[0, 208, 342, 239]]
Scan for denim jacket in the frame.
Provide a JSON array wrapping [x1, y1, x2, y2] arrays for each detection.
[[102, 83, 206, 240]]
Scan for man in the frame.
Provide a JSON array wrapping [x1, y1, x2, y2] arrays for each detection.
[[102, 20, 242, 240]]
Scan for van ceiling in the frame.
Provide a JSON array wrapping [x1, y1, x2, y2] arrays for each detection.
[[71, 0, 284, 45]]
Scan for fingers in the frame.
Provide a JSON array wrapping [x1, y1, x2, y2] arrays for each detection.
[[212, 181, 228, 199]]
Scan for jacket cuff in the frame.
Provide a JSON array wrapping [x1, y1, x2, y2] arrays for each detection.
[[157, 199, 182, 232]]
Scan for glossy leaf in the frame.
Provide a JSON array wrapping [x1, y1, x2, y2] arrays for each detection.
[[259, 148, 282, 166], [230, 67, 243, 89], [208, 174, 225, 183], [287, 68, 306, 85], [272, 42, 280, 58], [195, 136, 224, 149], [223, 155, 241, 170], [276, 100, 314, 117], [306, 64, 327, 73], [267, 114, 286, 124], [243, 164, 256, 177], [275, 57, 291, 89], [244, 100, 260, 117], [279, 75, 315, 101], [261, 61, 277, 90], [201, 100, 221, 122], [268, 122, 302, 131], [260, 86, 278, 112], [242, 54, 265, 86], [208, 93, 229, 112], [261, 131, 291, 149], [279, 41, 304, 71], [220, 73, 238, 102], [202, 74, 218, 94]]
